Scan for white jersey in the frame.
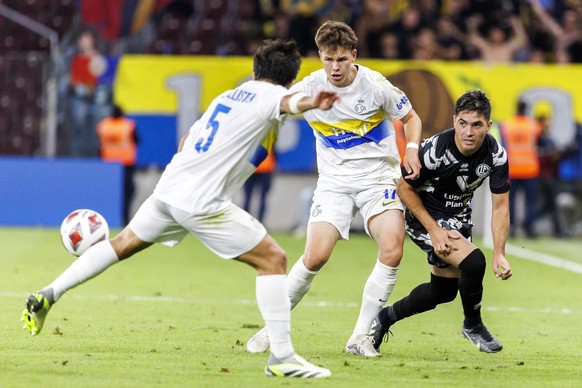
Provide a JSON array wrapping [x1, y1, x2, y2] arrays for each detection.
[[153, 80, 288, 215], [291, 65, 411, 180]]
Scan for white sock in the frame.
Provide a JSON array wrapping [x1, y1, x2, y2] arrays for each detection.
[[287, 257, 318, 309], [256, 274, 294, 358], [45, 240, 119, 302], [352, 260, 399, 337]]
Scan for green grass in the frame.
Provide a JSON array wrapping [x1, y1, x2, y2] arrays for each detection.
[[507, 236, 582, 264], [1, 228, 581, 387]]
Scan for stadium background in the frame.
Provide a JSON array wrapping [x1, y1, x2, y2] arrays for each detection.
[[1, 0, 581, 233]]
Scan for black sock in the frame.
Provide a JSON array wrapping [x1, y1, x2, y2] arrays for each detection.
[[458, 249, 486, 327], [378, 305, 394, 326], [388, 274, 458, 325]]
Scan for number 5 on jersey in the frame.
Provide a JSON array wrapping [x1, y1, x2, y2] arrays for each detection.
[[195, 103, 232, 153]]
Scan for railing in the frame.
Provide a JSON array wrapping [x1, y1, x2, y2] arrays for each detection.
[[0, 3, 60, 157]]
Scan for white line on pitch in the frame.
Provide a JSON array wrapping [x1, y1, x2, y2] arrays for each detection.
[[1, 292, 575, 314], [505, 243, 582, 274]]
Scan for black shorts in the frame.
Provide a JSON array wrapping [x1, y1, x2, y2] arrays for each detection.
[[405, 211, 473, 268]]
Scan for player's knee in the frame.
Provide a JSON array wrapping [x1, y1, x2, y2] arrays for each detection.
[[302, 250, 329, 271], [458, 249, 486, 278], [262, 242, 287, 274], [429, 274, 459, 304], [377, 243, 403, 267], [272, 246, 287, 273]]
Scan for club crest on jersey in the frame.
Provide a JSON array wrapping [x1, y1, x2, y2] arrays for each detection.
[[311, 204, 322, 217], [354, 98, 366, 114], [475, 164, 490, 178]]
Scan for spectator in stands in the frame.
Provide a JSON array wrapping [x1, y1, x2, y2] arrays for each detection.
[[355, 0, 394, 58], [501, 100, 542, 238], [68, 29, 107, 157], [281, 0, 334, 56], [410, 27, 442, 59], [435, 16, 465, 60], [319, 0, 361, 27], [466, 14, 529, 62], [96, 105, 138, 226], [270, 11, 291, 40], [378, 30, 401, 59], [243, 151, 276, 224], [527, 0, 582, 63], [536, 114, 566, 237], [390, 7, 424, 59]]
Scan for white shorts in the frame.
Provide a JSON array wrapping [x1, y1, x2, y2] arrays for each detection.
[[308, 175, 404, 239], [130, 196, 267, 259]]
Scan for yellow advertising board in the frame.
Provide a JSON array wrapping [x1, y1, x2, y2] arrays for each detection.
[[115, 56, 581, 147]]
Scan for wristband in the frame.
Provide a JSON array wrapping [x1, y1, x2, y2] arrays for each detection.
[[406, 142, 419, 150], [288, 92, 306, 114]]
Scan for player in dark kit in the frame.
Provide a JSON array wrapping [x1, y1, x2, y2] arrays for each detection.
[[370, 89, 513, 353]]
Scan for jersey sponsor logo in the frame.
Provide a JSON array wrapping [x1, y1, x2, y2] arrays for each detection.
[[314, 119, 390, 150], [475, 164, 491, 177], [396, 95, 409, 110], [444, 191, 472, 208]]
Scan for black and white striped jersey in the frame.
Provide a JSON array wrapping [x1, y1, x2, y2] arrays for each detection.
[[402, 128, 510, 224]]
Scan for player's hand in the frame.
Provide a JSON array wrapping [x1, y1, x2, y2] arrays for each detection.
[[493, 255, 512, 280], [403, 147, 421, 180], [430, 227, 458, 256], [313, 91, 340, 110]]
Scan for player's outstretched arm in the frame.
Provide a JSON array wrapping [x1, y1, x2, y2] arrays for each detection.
[[280, 91, 339, 115], [491, 191, 512, 280]]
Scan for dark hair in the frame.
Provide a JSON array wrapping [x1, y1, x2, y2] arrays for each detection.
[[315, 20, 358, 52], [517, 100, 527, 115], [253, 39, 302, 87], [112, 105, 123, 118], [455, 89, 491, 121]]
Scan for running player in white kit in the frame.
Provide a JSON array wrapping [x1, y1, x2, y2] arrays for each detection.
[[21, 39, 339, 379], [247, 21, 423, 357]]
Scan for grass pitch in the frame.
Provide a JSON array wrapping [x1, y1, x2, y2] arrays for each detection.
[[1, 228, 581, 387]]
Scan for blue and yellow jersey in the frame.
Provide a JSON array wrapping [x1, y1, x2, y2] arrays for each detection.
[[291, 66, 412, 179]]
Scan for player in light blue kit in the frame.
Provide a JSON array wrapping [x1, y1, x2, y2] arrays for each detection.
[[247, 21, 423, 357], [21, 39, 339, 379]]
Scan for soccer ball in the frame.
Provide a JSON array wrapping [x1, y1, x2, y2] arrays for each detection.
[[60, 209, 110, 256]]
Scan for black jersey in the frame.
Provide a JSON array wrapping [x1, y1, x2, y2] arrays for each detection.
[[402, 128, 510, 224]]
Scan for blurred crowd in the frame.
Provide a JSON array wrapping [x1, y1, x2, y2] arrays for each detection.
[[77, 0, 582, 63]]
